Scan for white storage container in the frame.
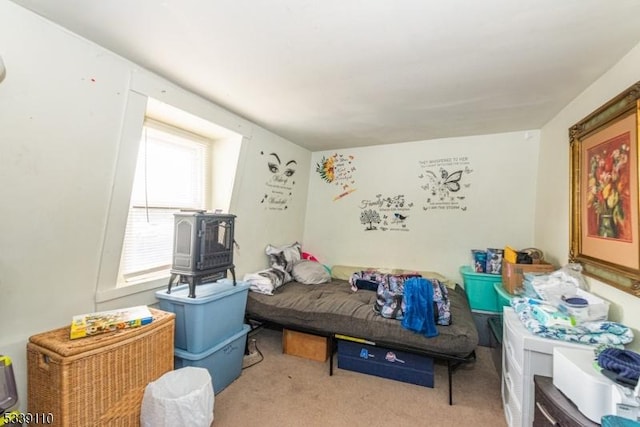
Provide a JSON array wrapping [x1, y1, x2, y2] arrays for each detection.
[[501, 308, 595, 427]]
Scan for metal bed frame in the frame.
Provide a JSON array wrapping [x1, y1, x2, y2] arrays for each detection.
[[245, 316, 477, 405]]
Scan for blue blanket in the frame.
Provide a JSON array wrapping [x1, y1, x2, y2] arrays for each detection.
[[402, 277, 438, 337]]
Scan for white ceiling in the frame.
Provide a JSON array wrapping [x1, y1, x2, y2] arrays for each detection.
[[11, 0, 640, 151]]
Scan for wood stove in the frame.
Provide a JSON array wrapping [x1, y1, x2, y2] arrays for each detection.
[[167, 212, 236, 298]]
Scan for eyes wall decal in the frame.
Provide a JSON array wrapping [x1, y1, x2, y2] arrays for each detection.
[[268, 152, 297, 179], [260, 151, 297, 211]]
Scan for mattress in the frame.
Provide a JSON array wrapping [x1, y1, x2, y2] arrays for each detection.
[[246, 278, 479, 358]]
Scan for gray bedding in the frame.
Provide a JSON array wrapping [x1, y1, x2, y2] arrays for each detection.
[[245, 278, 479, 358]]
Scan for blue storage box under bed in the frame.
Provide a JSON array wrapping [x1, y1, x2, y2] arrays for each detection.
[[337, 339, 434, 388]]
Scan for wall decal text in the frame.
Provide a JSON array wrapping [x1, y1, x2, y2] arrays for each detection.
[[359, 193, 414, 231], [315, 153, 357, 200]]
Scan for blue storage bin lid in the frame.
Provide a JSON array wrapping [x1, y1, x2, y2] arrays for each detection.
[[174, 324, 250, 360], [601, 415, 640, 427], [156, 280, 249, 305]]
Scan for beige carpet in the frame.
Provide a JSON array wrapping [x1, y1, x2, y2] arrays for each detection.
[[213, 327, 506, 427]]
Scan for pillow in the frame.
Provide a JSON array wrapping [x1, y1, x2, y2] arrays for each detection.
[[291, 260, 331, 284], [265, 242, 301, 273], [243, 268, 292, 295]]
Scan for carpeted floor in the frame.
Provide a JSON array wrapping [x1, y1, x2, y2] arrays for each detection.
[[212, 327, 506, 427]]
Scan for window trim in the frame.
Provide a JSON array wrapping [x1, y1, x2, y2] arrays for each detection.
[[96, 72, 249, 308]]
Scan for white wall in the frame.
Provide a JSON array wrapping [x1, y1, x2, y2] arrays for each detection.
[[303, 131, 541, 283], [536, 42, 640, 351], [232, 125, 311, 274], [0, 0, 309, 410]]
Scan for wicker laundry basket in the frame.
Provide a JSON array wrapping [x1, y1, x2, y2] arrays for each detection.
[[27, 308, 175, 427]]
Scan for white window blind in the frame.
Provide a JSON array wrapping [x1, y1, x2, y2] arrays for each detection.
[[118, 122, 211, 285]]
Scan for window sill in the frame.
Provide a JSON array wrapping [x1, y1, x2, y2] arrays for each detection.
[[95, 276, 170, 304]]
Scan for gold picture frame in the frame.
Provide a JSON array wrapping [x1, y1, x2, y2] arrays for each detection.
[[569, 81, 640, 297]]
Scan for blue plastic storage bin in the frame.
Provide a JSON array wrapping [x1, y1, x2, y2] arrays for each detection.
[[460, 265, 501, 312], [174, 324, 250, 395], [337, 339, 434, 388], [601, 416, 640, 427], [155, 280, 249, 353]]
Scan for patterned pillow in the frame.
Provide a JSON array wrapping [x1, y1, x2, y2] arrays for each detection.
[[243, 268, 292, 295], [265, 242, 301, 273]]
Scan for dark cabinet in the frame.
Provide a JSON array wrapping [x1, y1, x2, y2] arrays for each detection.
[[533, 375, 599, 427]]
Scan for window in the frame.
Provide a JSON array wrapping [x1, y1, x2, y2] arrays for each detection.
[[117, 122, 212, 286], [96, 89, 244, 306]]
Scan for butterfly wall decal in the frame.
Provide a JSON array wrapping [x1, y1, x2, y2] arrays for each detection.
[[423, 168, 464, 199], [440, 169, 463, 192]]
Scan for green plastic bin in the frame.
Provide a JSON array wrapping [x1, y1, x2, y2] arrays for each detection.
[[460, 266, 501, 312], [493, 282, 513, 310]]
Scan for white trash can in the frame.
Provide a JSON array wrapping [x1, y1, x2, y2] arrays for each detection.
[[140, 367, 214, 427]]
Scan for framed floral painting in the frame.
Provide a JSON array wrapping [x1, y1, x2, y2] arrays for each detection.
[[570, 81, 640, 297]]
